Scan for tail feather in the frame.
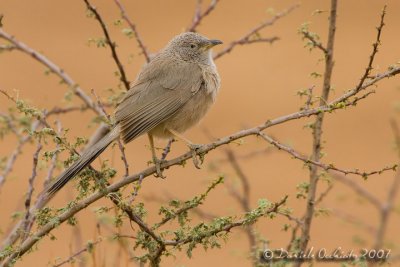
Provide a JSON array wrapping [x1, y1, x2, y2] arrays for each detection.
[[45, 126, 120, 197]]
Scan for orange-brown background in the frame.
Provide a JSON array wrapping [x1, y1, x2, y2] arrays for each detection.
[[1, 0, 400, 266]]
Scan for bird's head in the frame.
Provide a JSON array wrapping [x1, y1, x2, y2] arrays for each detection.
[[165, 32, 222, 63]]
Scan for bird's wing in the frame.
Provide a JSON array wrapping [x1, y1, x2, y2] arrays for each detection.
[[115, 57, 203, 143]]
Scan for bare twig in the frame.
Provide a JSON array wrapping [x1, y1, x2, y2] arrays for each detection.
[[187, 0, 220, 32], [91, 88, 110, 120], [0, 121, 40, 189], [21, 141, 42, 241], [225, 149, 251, 211], [113, 0, 150, 63], [259, 132, 395, 178], [53, 239, 102, 267], [42, 120, 62, 188], [297, 0, 338, 259], [0, 112, 22, 139], [161, 139, 175, 161], [0, 29, 104, 116], [213, 5, 299, 60], [46, 105, 92, 116], [223, 149, 258, 263], [300, 31, 327, 53], [330, 208, 376, 234], [314, 183, 333, 206], [355, 5, 386, 91], [83, 0, 130, 90], [117, 139, 129, 177], [332, 173, 382, 209], [212, 147, 272, 166], [373, 119, 400, 250]]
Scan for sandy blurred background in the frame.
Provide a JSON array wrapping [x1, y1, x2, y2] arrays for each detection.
[[1, 0, 400, 266]]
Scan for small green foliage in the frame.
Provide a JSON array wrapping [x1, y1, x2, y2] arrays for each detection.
[[106, 88, 125, 106], [133, 202, 147, 219], [63, 89, 74, 102], [113, 19, 122, 26], [282, 223, 291, 231], [303, 122, 315, 130], [310, 71, 322, 78], [0, 156, 7, 170], [122, 28, 134, 38], [73, 137, 87, 149], [312, 9, 326, 16], [0, 245, 14, 259], [86, 240, 95, 253], [67, 216, 78, 226], [266, 7, 276, 16], [88, 37, 108, 48], [314, 207, 330, 217], [85, 9, 95, 18], [10, 211, 24, 221], [43, 68, 52, 76], [334, 101, 347, 109], [94, 206, 110, 214], [36, 207, 57, 227], [114, 213, 123, 227], [296, 182, 309, 199], [155, 176, 224, 229], [16, 99, 42, 118]]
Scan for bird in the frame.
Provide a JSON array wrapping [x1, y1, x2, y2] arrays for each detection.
[[44, 32, 222, 200]]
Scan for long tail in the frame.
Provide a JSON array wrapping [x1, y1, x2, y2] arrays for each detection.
[[45, 126, 120, 198]]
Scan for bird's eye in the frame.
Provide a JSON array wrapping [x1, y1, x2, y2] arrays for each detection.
[[190, 44, 196, 49]]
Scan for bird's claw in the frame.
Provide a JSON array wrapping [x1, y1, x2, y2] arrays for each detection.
[[153, 158, 166, 178], [188, 144, 203, 169]]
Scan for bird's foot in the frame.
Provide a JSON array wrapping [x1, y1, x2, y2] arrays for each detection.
[[188, 143, 203, 169], [153, 157, 167, 178]]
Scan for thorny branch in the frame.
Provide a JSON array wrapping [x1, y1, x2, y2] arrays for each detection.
[[0, 30, 105, 117], [356, 5, 386, 91], [21, 141, 42, 241], [117, 139, 129, 177], [213, 5, 299, 60], [223, 149, 259, 264], [297, 0, 337, 259], [300, 30, 327, 53], [259, 132, 396, 178], [187, 0, 220, 32], [332, 173, 382, 209], [41, 120, 63, 191], [373, 119, 400, 250], [83, 0, 131, 90], [53, 239, 102, 267], [161, 139, 175, 161], [0, 119, 40, 189], [113, 0, 150, 63]]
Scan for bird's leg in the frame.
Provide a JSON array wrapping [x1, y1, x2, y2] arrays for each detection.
[[167, 129, 202, 169], [147, 133, 166, 178]]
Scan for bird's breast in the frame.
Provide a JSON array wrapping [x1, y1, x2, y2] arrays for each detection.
[[150, 66, 220, 139]]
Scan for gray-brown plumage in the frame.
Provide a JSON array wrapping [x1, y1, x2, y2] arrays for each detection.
[[44, 32, 222, 199]]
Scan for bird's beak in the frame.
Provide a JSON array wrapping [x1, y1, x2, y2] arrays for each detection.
[[209, 39, 223, 46], [203, 39, 223, 50]]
